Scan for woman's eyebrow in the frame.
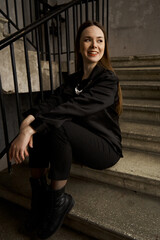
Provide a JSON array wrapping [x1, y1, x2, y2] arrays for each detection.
[[84, 36, 104, 38]]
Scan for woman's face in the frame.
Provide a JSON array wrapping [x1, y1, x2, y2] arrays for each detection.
[[80, 25, 105, 67]]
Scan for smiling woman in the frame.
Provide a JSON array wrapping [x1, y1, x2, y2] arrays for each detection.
[[9, 20, 123, 239]]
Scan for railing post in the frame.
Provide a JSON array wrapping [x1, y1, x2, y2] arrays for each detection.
[[56, 15, 63, 87], [35, 27, 44, 101], [10, 43, 22, 126], [29, 0, 34, 44], [65, 9, 70, 74], [0, 76, 11, 172], [23, 36, 33, 107], [5, 0, 11, 33], [80, 1, 83, 25], [46, 21, 54, 94], [96, 0, 99, 22], [51, 19, 56, 62], [14, 0, 19, 27], [92, 0, 95, 21], [85, 0, 89, 21]]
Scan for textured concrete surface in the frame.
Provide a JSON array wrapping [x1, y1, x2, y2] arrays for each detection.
[[71, 150, 160, 197], [121, 121, 160, 154], [109, 0, 160, 56], [111, 55, 160, 68], [66, 178, 160, 240], [0, 197, 94, 240], [121, 99, 160, 124], [0, 163, 160, 240], [116, 67, 160, 81]]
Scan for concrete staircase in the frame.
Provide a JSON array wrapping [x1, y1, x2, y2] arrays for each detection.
[[0, 55, 160, 240], [1, 16, 160, 238]]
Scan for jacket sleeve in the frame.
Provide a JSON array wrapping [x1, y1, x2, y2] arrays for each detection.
[[30, 73, 118, 132], [23, 85, 66, 119]]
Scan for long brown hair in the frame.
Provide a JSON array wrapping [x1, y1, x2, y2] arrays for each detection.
[[75, 21, 123, 116]]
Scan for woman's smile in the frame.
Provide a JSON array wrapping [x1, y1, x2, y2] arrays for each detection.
[[88, 51, 99, 56]]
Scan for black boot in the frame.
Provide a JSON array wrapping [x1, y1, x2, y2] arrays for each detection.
[[25, 176, 48, 232], [37, 186, 75, 239]]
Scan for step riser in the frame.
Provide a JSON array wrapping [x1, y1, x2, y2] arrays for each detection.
[[116, 72, 160, 81], [121, 109, 160, 124], [122, 89, 160, 99], [122, 138, 160, 154], [70, 165, 160, 198], [111, 55, 160, 68], [0, 188, 124, 240], [113, 62, 160, 68], [65, 216, 126, 240]]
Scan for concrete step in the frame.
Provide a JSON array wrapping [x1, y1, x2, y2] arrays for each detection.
[[120, 121, 160, 154], [0, 199, 93, 240], [121, 80, 160, 99], [121, 99, 160, 124], [111, 55, 160, 68], [71, 150, 160, 198], [115, 67, 160, 81], [0, 163, 160, 240]]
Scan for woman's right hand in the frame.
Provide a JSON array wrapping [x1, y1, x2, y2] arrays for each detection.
[[20, 115, 35, 148], [9, 125, 36, 164]]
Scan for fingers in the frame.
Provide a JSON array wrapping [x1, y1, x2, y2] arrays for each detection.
[[29, 136, 33, 148], [9, 144, 28, 164], [24, 148, 29, 158], [8, 132, 32, 164]]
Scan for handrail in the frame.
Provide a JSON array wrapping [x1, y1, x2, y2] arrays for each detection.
[[0, 9, 38, 50], [0, 0, 81, 50]]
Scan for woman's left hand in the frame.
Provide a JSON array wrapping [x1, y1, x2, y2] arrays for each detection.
[[9, 126, 36, 164]]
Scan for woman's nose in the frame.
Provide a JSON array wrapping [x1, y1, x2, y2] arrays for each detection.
[[91, 40, 97, 48]]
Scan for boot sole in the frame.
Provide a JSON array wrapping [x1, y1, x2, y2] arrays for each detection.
[[37, 195, 75, 239]]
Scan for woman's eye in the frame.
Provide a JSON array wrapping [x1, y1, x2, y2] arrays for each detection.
[[97, 39, 103, 43], [84, 39, 90, 42]]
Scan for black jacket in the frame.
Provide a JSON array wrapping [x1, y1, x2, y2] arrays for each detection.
[[25, 64, 123, 156]]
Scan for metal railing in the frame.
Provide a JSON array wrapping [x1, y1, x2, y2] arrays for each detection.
[[0, 0, 109, 171]]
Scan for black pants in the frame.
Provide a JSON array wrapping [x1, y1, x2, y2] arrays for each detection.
[[29, 121, 120, 180]]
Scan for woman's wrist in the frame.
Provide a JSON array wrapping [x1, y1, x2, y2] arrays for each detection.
[[23, 115, 35, 125], [20, 115, 35, 130], [20, 125, 36, 136]]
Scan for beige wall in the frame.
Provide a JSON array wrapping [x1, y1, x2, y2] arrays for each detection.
[[1, 0, 160, 57], [109, 0, 160, 57]]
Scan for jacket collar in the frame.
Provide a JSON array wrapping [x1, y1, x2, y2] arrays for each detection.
[[75, 64, 106, 83], [87, 64, 106, 81]]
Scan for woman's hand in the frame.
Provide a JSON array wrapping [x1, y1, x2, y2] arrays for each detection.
[[9, 125, 36, 164], [19, 115, 35, 149]]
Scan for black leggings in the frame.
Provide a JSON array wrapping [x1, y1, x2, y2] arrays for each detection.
[[29, 121, 120, 180]]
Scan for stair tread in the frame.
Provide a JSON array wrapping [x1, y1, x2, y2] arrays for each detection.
[[0, 198, 93, 240], [120, 121, 160, 139], [0, 162, 160, 240], [120, 80, 160, 86], [115, 66, 160, 71], [67, 177, 160, 240], [71, 149, 160, 188], [111, 54, 160, 62], [123, 99, 160, 110], [107, 150, 160, 181]]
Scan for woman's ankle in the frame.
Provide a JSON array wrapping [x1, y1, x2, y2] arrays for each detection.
[[51, 180, 67, 190]]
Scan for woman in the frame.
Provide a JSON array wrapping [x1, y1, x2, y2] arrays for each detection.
[[9, 21, 123, 239]]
